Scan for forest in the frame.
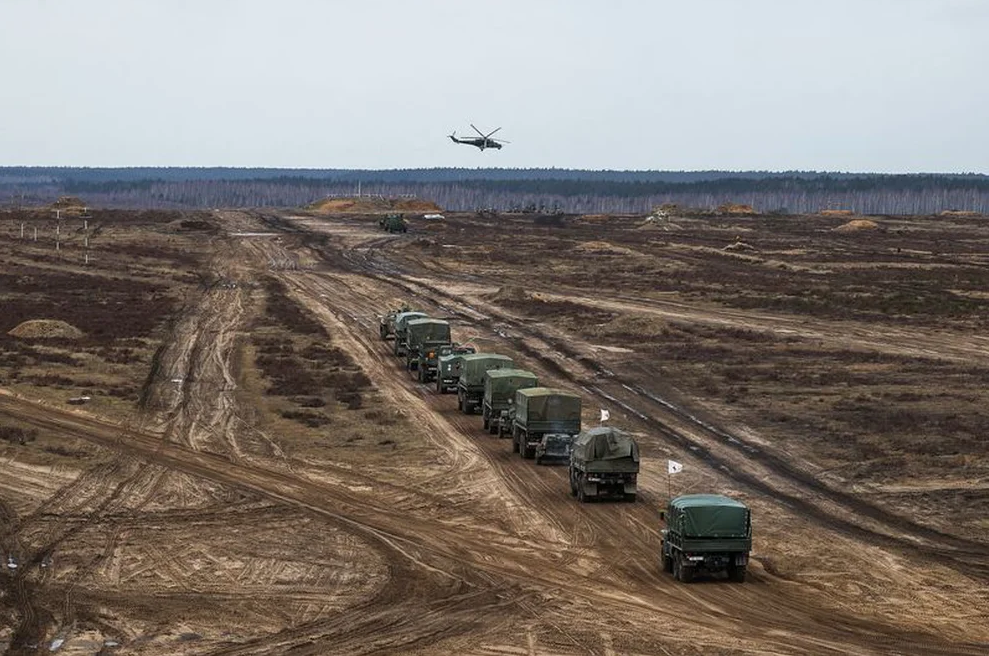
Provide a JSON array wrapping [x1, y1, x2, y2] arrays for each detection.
[[2, 167, 988, 214]]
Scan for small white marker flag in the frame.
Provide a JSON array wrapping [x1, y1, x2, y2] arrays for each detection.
[[668, 460, 684, 475], [600, 409, 610, 422]]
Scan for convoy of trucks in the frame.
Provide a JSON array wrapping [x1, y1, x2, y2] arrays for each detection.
[[374, 304, 753, 584]]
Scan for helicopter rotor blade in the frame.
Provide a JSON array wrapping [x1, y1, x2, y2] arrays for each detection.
[[485, 127, 503, 139], [471, 123, 489, 138]]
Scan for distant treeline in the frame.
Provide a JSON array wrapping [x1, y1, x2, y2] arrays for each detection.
[[2, 167, 988, 214]]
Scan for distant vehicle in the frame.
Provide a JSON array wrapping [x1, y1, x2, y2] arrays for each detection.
[[535, 432, 574, 466], [457, 354, 514, 414], [506, 387, 581, 459], [379, 213, 407, 233], [482, 368, 538, 434], [660, 494, 752, 583], [569, 426, 639, 501], [435, 344, 477, 393], [422, 213, 445, 220], [449, 124, 509, 151], [378, 304, 413, 340]]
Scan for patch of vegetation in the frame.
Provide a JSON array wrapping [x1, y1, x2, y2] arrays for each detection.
[[258, 277, 327, 335], [0, 425, 38, 445], [279, 409, 331, 427]]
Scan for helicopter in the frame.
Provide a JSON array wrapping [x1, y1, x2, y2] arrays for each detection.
[[448, 124, 509, 151]]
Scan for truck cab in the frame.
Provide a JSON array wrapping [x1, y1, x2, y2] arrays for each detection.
[[435, 345, 477, 393]]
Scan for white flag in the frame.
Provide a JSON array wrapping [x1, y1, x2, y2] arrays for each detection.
[[668, 460, 683, 474], [600, 409, 610, 422]]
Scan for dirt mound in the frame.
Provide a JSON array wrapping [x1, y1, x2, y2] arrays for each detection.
[[574, 241, 638, 256], [833, 219, 879, 233], [724, 241, 756, 252], [488, 286, 531, 303], [8, 319, 85, 339], [586, 314, 668, 339], [939, 210, 981, 217], [166, 218, 218, 233], [717, 203, 756, 215], [50, 196, 86, 209], [308, 197, 442, 215], [821, 209, 854, 216]]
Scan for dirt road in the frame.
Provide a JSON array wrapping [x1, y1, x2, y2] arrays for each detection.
[[2, 209, 987, 654]]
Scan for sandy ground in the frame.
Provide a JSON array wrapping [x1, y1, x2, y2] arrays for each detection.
[[1, 209, 988, 655]]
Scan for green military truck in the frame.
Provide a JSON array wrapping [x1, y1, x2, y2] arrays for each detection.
[[392, 311, 428, 357], [569, 427, 639, 502], [456, 353, 514, 414], [379, 213, 407, 233], [482, 369, 538, 434], [507, 387, 581, 459], [660, 494, 752, 583], [435, 345, 477, 393], [404, 318, 452, 381], [378, 305, 412, 340]]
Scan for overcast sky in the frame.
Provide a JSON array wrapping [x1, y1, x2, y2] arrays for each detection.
[[1, 0, 986, 172]]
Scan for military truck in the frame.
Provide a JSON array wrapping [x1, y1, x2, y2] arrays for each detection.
[[379, 213, 407, 233], [660, 494, 752, 583], [534, 433, 575, 466], [569, 427, 639, 502], [404, 318, 452, 380], [506, 388, 581, 459], [392, 311, 428, 357], [456, 354, 514, 414], [378, 305, 411, 340], [482, 368, 538, 434], [435, 345, 477, 393]]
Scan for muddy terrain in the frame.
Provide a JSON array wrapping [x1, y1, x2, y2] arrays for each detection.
[[1, 206, 988, 655]]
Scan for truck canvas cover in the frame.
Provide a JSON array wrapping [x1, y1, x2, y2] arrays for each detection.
[[484, 369, 538, 405], [406, 318, 451, 347], [459, 354, 514, 386], [394, 311, 428, 332], [515, 388, 581, 425], [571, 427, 640, 472], [671, 495, 750, 538]]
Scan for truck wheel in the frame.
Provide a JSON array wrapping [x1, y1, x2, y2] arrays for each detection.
[[435, 379, 442, 393], [577, 482, 586, 503], [624, 493, 637, 503], [728, 564, 746, 583], [379, 325, 388, 340], [482, 415, 490, 430], [488, 422, 498, 435], [569, 472, 577, 496], [662, 550, 673, 573], [535, 455, 542, 466], [676, 555, 694, 583], [511, 438, 519, 453]]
